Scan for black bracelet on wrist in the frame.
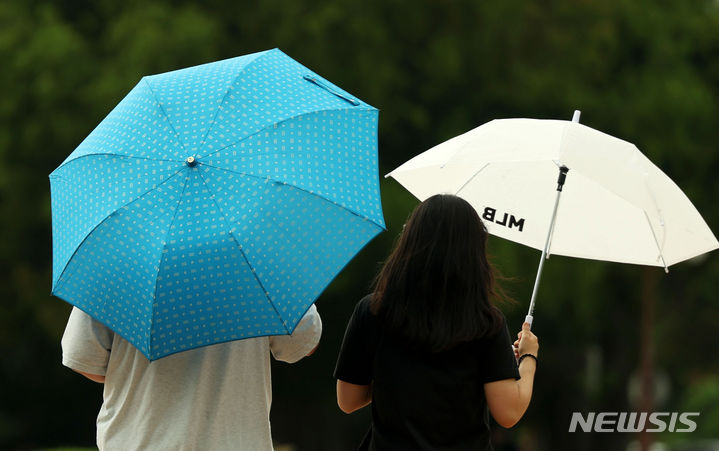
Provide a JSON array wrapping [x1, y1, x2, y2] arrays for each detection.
[[518, 353, 538, 366]]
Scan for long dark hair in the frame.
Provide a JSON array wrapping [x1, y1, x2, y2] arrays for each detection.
[[370, 194, 507, 352]]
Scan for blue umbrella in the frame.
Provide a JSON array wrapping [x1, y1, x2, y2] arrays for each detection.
[[50, 48, 385, 360]]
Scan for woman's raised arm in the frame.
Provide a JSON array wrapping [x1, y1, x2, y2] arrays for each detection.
[[484, 322, 538, 428]]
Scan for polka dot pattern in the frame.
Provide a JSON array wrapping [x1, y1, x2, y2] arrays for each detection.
[[200, 164, 382, 329], [50, 48, 385, 360], [60, 79, 189, 163], [144, 51, 265, 157], [50, 156, 183, 287], [199, 49, 365, 157], [52, 172, 188, 355], [203, 108, 383, 226]]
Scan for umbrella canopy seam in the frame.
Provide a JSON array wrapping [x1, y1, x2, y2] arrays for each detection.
[[52, 153, 183, 173], [186, 49, 362, 159], [643, 210, 668, 271], [196, 107, 377, 161], [454, 163, 490, 196], [535, 173, 662, 262], [390, 158, 563, 178], [413, 118, 567, 170], [149, 172, 192, 353], [191, 52, 271, 158], [487, 232, 678, 268], [199, 163, 386, 231], [195, 169, 291, 334], [431, 119, 502, 165], [142, 77, 188, 155], [51, 168, 187, 293]]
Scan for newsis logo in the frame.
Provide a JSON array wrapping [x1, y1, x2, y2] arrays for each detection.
[[569, 412, 700, 433]]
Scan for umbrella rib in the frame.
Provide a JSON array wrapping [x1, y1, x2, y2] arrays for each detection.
[[195, 169, 292, 334], [643, 210, 669, 272], [436, 124, 492, 167], [195, 49, 274, 159], [200, 163, 385, 231], [196, 107, 374, 161], [143, 78, 188, 155], [193, 48, 373, 160], [52, 168, 187, 295], [454, 163, 490, 196], [54, 153, 182, 171], [149, 172, 192, 353], [195, 81, 238, 158]]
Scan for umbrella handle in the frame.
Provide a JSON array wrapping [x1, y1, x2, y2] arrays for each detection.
[[511, 314, 534, 359], [303, 75, 360, 106]]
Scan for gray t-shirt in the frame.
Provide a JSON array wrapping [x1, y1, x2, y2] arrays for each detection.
[[62, 305, 322, 451]]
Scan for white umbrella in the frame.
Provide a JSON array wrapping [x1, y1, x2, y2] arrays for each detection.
[[387, 111, 718, 327]]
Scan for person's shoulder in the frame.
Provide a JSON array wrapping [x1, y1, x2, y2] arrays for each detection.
[[348, 294, 377, 326], [357, 294, 373, 309], [354, 294, 376, 316], [471, 309, 511, 346], [494, 309, 509, 329], [481, 310, 514, 350]]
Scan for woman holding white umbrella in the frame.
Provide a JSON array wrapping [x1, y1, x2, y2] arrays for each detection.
[[334, 194, 539, 450]]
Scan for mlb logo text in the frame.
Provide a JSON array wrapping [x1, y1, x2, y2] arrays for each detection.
[[482, 207, 525, 231]]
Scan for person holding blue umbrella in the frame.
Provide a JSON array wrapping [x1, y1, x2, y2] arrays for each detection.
[[334, 194, 539, 450], [62, 304, 321, 450], [54, 49, 385, 450]]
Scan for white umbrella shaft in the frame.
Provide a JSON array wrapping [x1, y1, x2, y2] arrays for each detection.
[[525, 166, 568, 329], [525, 111, 580, 329]]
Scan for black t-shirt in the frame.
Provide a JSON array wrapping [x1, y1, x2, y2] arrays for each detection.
[[334, 295, 520, 451]]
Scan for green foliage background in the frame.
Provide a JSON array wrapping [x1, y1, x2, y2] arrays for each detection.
[[1, 0, 718, 449]]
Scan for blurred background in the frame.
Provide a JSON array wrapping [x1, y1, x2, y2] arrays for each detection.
[[2, 0, 719, 449]]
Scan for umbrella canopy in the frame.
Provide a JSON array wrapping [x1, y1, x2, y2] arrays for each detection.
[[50, 48, 385, 360], [388, 112, 718, 323], [388, 115, 717, 267]]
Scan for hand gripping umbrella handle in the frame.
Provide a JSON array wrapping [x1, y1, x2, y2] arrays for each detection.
[[525, 314, 534, 328]]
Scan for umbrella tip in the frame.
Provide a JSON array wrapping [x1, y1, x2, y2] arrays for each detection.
[[572, 110, 581, 123]]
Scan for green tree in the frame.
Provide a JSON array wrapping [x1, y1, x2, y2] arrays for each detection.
[[2, 0, 719, 449]]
